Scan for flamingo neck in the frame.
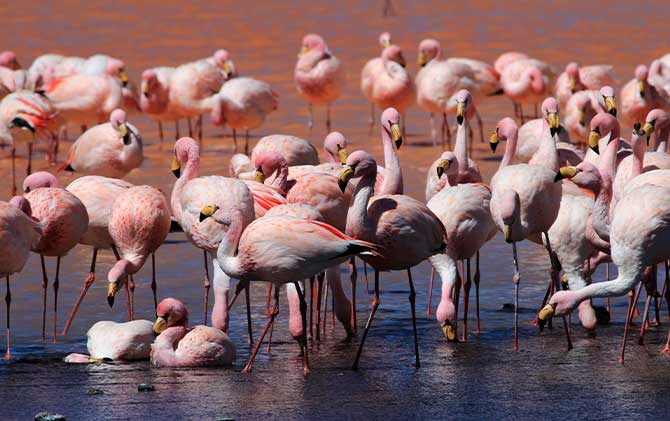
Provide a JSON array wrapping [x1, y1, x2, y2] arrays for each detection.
[[216, 212, 245, 280], [454, 120, 469, 182], [428, 253, 458, 326], [631, 135, 646, 179], [346, 172, 375, 239], [171, 156, 199, 222], [296, 51, 324, 73], [109, 259, 143, 284], [269, 162, 289, 192], [378, 127, 403, 195], [597, 132, 620, 181], [152, 326, 187, 365], [211, 257, 231, 332], [655, 125, 669, 154], [529, 68, 544, 94], [591, 174, 612, 243], [500, 129, 518, 169], [571, 263, 643, 305], [530, 119, 559, 172]]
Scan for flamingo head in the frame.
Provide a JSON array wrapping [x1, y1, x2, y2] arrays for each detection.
[[565, 62, 579, 92], [643, 108, 669, 143], [0, 51, 20, 70], [141, 69, 159, 97], [338, 150, 378, 192], [489, 117, 518, 153], [154, 298, 189, 334], [323, 131, 348, 164], [213, 49, 236, 79], [381, 107, 402, 148], [23, 171, 58, 193], [229, 153, 252, 177], [382, 45, 405, 67], [379, 32, 392, 48], [172, 137, 200, 178], [635, 64, 648, 97], [105, 58, 128, 86], [450, 89, 473, 125], [417, 38, 441, 66], [540, 290, 582, 323], [598, 86, 617, 116], [109, 109, 133, 145], [435, 151, 457, 179], [9, 195, 32, 216], [554, 161, 601, 193], [541, 97, 560, 136], [588, 112, 619, 154], [300, 34, 327, 56], [253, 151, 287, 183]]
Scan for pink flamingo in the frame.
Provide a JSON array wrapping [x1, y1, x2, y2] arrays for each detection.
[[564, 90, 601, 143], [200, 204, 380, 374], [29, 54, 128, 87], [61, 109, 143, 178], [493, 52, 529, 75], [555, 62, 615, 108], [0, 90, 62, 195], [205, 49, 238, 80], [64, 320, 154, 363], [0, 51, 20, 70], [647, 59, 670, 95], [488, 104, 567, 351], [106, 186, 171, 317], [140, 67, 183, 144], [251, 134, 319, 167], [361, 32, 394, 126], [171, 137, 256, 333], [294, 34, 345, 133], [500, 58, 555, 123], [0, 196, 42, 359], [60, 175, 133, 335], [621, 65, 669, 128], [211, 77, 278, 154], [23, 172, 88, 343], [151, 298, 236, 367]]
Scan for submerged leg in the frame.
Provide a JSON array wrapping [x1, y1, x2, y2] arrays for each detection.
[[40, 255, 48, 343], [53, 257, 61, 343], [352, 270, 380, 370], [243, 285, 280, 373], [294, 281, 310, 374], [4, 276, 11, 360], [203, 250, 210, 325], [408, 269, 420, 368], [62, 248, 98, 335], [474, 251, 481, 334]]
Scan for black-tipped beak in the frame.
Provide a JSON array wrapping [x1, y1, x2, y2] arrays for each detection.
[[64, 164, 74, 172], [490, 142, 498, 153], [609, 108, 617, 117], [199, 212, 209, 223], [107, 295, 115, 308], [338, 178, 347, 193], [172, 167, 180, 178], [550, 127, 558, 137], [456, 114, 464, 125], [590, 145, 599, 154]]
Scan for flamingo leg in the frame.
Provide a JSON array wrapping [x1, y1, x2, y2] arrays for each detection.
[[129, 275, 135, 320], [326, 103, 332, 133], [453, 261, 462, 342], [315, 272, 324, 341], [232, 129, 238, 154], [349, 258, 357, 333], [294, 281, 311, 374], [407, 269, 420, 368], [638, 293, 652, 346], [309, 276, 314, 339], [544, 232, 572, 351], [534, 103, 539, 118], [474, 251, 481, 334], [264, 283, 272, 316], [197, 115, 203, 144], [150, 253, 158, 311], [245, 130, 250, 155], [203, 250, 210, 325], [27, 142, 33, 175], [52, 256, 60, 343], [430, 113, 437, 146], [5, 276, 11, 360], [307, 103, 313, 135], [245, 282, 253, 347], [462, 259, 471, 342], [62, 248, 98, 335], [519, 104, 525, 124], [427, 267, 435, 316], [606, 263, 611, 313], [322, 281, 329, 336], [158, 121, 164, 146], [368, 103, 375, 135], [243, 285, 279, 373], [267, 284, 275, 353], [11, 147, 17, 196], [363, 261, 371, 301], [187, 117, 193, 137], [352, 270, 380, 370], [175, 120, 180, 140], [620, 283, 642, 364], [511, 242, 520, 351], [40, 255, 48, 343], [638, 266, 657, 344]]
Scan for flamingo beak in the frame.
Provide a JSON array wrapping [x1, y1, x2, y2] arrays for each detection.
[[153, 316, 167, 334], [171, 158, 181, 178], [199, 204, 219, 222], [391, 123, 402, 148], [338, 165, 354, 193], [456, 103, 465, 125], [442, 323, 456, 341], [503, 225, 513, 243], [119, 69, 129, 87], [417, 51, 427, 66], [547, 112, 560, 137], [568, 76, 577, 93], [254, 167, 266, 183], [107, 282, 119, 307], [538, 304, 555, 329], [554, 166, 580, 182], [223, 61, 234, 79], [337, 147, 349, 165], [588, 128, 601, 154], [643, 121, 655, 145], [299, 45, 309, 56], [436, 159, 450, 179], [141, 80, 149, 97], [605, 96, 617, 116], [638, 80, 646, 98], [489, 132, 499, 153]]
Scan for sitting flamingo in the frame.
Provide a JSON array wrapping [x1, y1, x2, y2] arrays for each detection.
[[64, 320, 154, 363]]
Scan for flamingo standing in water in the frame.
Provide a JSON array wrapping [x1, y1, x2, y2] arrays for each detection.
[[200, 203, 380, 374], [210, 76, 278, 154], [294, 34, 345, 134], [555, 62, 615, 109], [0, 196, 42, 359], [106, 186, 171, 317], [140, 67, 180, 144], [23, 172, 88, 343], [361, 32, 393, 127], [61, 109, 143, 178], [621, 65, 669, 128], [500, 58, 555, 123], [151, 298, 236, 367]]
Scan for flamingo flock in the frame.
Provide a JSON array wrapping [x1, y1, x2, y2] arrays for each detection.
[[2, 34, 670, 375]]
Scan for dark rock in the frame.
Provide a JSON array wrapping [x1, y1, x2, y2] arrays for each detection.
[[137, 383, 155, 392], [86, 388, 104, 395], [35, 412, 66, 421]]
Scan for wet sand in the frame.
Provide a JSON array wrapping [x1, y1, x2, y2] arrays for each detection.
[[2, 1, 670, 419]]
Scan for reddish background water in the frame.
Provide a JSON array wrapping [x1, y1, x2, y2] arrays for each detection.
[[2, 1, 670, 419]]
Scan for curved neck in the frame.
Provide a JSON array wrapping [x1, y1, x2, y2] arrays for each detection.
[[378, 127, 403, 195], [500, 130, 518, 169], [631, 135, 646, 179], [572, 263, 643, 304], [454, 120, 469, 181], [216, 213, 245, 280], [530, 119, 559, 172], [596, 132, 620, 180], [655, 125, 669, 153], [153, 327, 187, 365], [346, 172, 375, 239], [109, 259, 142, 283], [171, 156, 199, 222], [591, 175, 612, 243], [269, 163, 289, 192], [211, 257, 231, 332]]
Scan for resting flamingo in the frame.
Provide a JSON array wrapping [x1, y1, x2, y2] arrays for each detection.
[[151, 298, 236, 367], [555, 62, 615, 108], [294, 34, 345, 133], [64, 320, 154, 363]]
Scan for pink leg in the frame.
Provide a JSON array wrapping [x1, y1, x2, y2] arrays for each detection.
[[243, 286, 279, 373], [309, 276, 315, 339], [125, 277, 131, 321], [474, 251, 481, 334], [264, 283, 272, 316], [620, 283, 642, 364], [544, 232, 571, 350], [315, 273, 324, 341], [349, 257, 357, 332], [158, 121, 164, 147], [352, 270, 380, 370], [511, 243, 520, 351], [53, 257, 61, 343], [453, 261, 462, 341], [40, 255, 48, 343], [363, 261, 371, 302], [462, 259, 471, 342], [638, 266, 657, 345], [203, 250, 210, 325], [293, 281, 311, 374], [129, 275, 135, 320], [62, 248, 98, 336], [322, 281, 329, 336], [245, 282, 253, 347], [427, 267, 435, 317], [11, 147, 17, 196], [4, 276, 11, 360]]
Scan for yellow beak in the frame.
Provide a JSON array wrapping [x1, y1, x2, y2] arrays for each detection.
[[538, 304, 555, 321], [489, 132, 499, 153], [554, 166, 580, 182], [418, 51, 427, 66], [638, 80, 646, 97], [299, 45, 308, 56], [254, 168, 266, 183], [338, 165, 354, 193], [223, 61, 233, 78], [153, 316, 167, 334], [119, 69, 129, 86], [503, 224, 512, 243], [107, 281, 119, 307], [171, 157, 181, 178], [605, 96, 617, 116], [442, 324, 456, 341], [568, 76, 577, 92], [588, 130, 601, 154], [337, 147, 349, 164], [199, 204, 219, 222], [391, 123, 402, 148], [382, 38, 391, 48], [118, 122, 128, 138], [643, 122, 655, 138], [436, 159, 451, 179], [456, 103, 465, 125], [547, 112, 559, 130]]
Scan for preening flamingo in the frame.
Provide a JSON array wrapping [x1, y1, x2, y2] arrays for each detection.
[[500, 58, 555, 123], [64, 320, 154, 362], [555, 62, 615, 108]]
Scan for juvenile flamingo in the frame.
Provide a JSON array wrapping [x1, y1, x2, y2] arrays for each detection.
[[151, 298, 236, 367], [211, 76, 278, 154], [106, 186, 171, 316], [23, 172, 88, 343], [0, 196, 42, 359], [555, 62, 615, 108], [61, 109, 143, 178], [294, 34, 345, 133], [64, 320, 154, 362]]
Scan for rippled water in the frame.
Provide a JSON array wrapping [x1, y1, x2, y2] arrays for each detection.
[[2, 1, 670, 419]]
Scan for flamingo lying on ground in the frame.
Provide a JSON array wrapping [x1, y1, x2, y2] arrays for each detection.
[[64, 320, 154, 363]]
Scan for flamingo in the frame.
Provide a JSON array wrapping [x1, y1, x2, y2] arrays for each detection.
[[106, 186, 171, 317], [0, 51, 20, 70], [171, 137, 256, 333], [564, 90, 600, 143], [250, 134, 319, 168], [555, 62, 615, 108], [0, 196, 42, 359], [500, 58, 555, 123], [205, 49, 238, 80], [61, 109, 143, 178], [493, 52, 529, 75], [151, 298, 236, 367], [621, 65, 669, 128], [64, 320, 154, 362], [22, 172, 88, 343], [0, 90, 62, 195], [488, 101, 568, 351], [60, 175, 133, 335], [210, 76, 278, 154], [294, 34, 345, 133], [30, 54, 128, 85], [140, 67, 181, 144], [200, 204, 380, 374], [361, 32, 396, 127], [648, 59, 670, 94]]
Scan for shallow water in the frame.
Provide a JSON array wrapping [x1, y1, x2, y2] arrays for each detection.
[[2, 1, 670, 419]]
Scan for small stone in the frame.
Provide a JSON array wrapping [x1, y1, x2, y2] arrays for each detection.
[[137, 383, 155, 392], [35, 412, 66, 421], [86, 388, 104, 395], [217, 418, 235, 421]]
